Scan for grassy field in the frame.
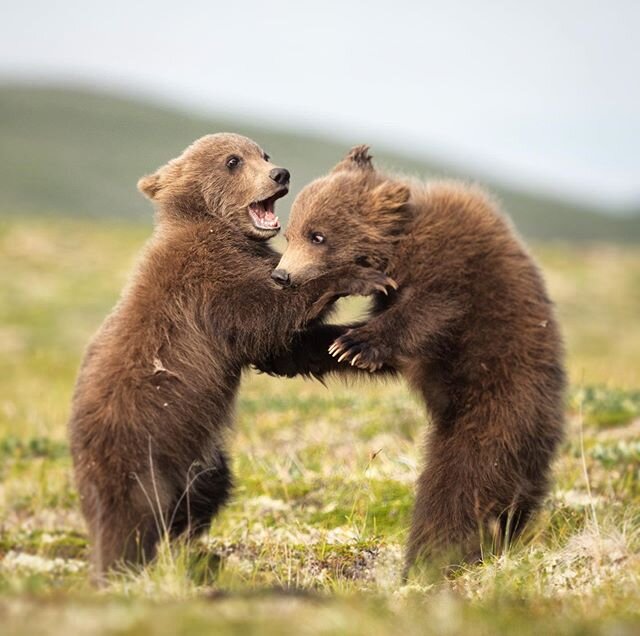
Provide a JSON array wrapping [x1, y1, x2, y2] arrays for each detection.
[[1, 218, 640, 635]]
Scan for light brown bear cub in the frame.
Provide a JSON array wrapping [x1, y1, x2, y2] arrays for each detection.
[[270, 146, 566, 573], [68, 134, 396, 578]]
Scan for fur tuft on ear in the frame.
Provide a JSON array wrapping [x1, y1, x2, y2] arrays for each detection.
[[332, 144, 374, 173], [370, 181, 411, 213], [137, 173, 162, 200]]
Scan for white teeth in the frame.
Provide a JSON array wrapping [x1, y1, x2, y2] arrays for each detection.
[[248, 197, 281, 231]]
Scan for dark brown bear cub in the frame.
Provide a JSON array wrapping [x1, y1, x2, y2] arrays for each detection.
[[68, 134, 396, 578], [271, 146, 566, 573]]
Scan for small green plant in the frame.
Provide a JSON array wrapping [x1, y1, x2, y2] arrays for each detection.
[[570, 386, 640, 428]]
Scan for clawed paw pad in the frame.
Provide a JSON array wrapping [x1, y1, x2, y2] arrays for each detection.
[[328, 331, 385, 372]]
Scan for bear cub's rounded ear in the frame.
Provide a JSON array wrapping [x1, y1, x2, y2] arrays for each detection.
[[137, 173, 162, 200], [331, 144, 374, 173], [370, 182, 411, 213]]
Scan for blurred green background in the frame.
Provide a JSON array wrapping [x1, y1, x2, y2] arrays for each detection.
[[2, 85, 639, 242]]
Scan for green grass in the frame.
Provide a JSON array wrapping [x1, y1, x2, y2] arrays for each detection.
[[1, 218, 640, 635], [2, 84, 640, 242]]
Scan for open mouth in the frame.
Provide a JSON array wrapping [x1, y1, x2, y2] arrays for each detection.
[[248, 189, 287, 231]]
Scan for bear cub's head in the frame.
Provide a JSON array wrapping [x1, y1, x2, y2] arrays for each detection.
[[273, 146, 411, 287], [138, 133, 289, 240]]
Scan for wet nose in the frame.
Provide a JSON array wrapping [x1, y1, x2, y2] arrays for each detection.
[[270, 168, 290, 186], [271, 269, 290, 286]]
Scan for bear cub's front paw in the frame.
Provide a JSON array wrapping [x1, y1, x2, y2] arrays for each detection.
[[253, 352, 301, 378], [345, 268, 398, 298], [328, 329, 389, 372]]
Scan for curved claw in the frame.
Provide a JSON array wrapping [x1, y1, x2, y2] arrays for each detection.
[[330, 343, 346, 358]]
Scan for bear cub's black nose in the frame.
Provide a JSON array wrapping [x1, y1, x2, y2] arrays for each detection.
[[271, 269, 290, 286], [270, 168, 290, 186]]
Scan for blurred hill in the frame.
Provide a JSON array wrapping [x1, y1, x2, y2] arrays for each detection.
[[1, 84, 639, 242]]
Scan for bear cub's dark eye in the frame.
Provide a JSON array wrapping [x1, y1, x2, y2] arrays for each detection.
[[226, 155, 241, 170], [263, 153, 270, 162], [310, 232, 325, 245]]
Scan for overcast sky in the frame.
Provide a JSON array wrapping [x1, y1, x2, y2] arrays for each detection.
[[1, 0, 638, 210]]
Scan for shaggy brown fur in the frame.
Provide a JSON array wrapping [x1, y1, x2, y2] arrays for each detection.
[[267, 146, 566, 573], [68, 134, 396, 578]]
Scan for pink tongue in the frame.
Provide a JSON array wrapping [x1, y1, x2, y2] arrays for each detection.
[[249, 200, 279, 227]]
